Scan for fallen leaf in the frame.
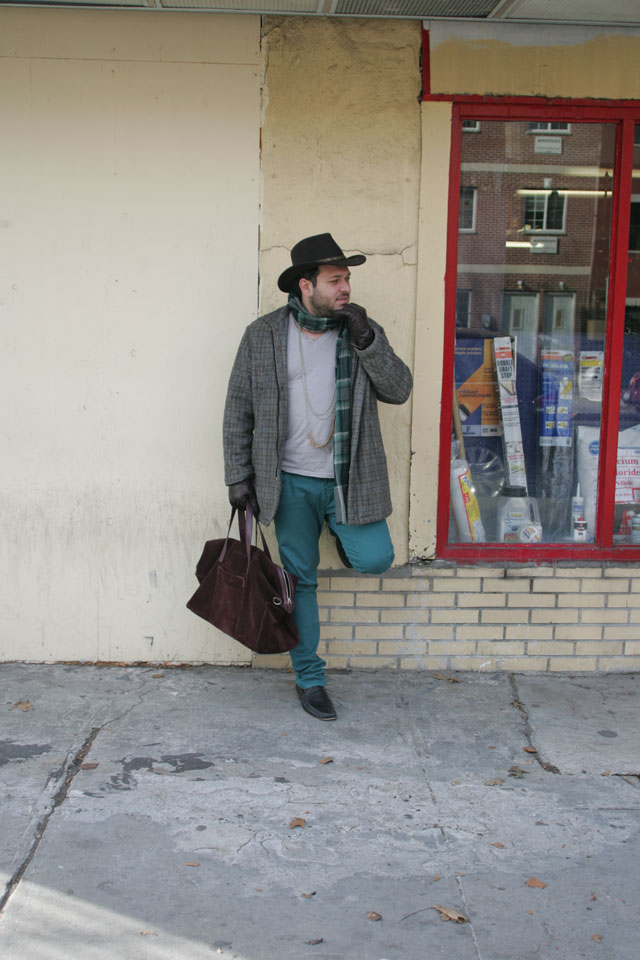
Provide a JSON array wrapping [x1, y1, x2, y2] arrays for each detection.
[[432, 905, 467, 923], [10, 700, 33, 712], [290, 818, 306, 829], [320, 756, 334, 765], [184, 862, 200, 868], [367, 911, 383, 921], [305, 939, 324, 945], [525, 877, 547, 889], [509, 766, 527, 778], [512, 699, 521, 709], [80, 762, 99, 770], [591, 892, 598, 901], [300, 891, 316, 898], [524, 746, 537, 754], [491, 842, 505, 848], [485, 777, 504, 786], [431, 876, 440, 883], [601, 770, 611, 777], [592, 934, 603, 943], [152, 672, 164, 679]]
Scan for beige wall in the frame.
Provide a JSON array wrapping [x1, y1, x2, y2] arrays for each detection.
[[427, 20, 640, 98], [260, 16, 423, 564], [1, 9, 261, 663], [5, 10, 640, 666]]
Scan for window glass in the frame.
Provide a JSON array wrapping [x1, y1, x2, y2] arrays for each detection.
[[450, 119, 616, 545], [615, 122, 640, 544], [527, 122, 570, 133], [459, 186, 476, 232]]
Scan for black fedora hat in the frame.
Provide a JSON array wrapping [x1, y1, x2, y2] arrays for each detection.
[[277, 233, 366, 293]]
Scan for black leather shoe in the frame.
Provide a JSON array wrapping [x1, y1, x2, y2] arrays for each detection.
[[330, 530, 352, 568], [296, 685, 337, 721]]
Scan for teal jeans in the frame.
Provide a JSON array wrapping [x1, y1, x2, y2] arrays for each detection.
[[274, 472, 394, 688]]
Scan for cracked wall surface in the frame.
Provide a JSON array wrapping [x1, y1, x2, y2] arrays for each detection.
[[260, 16, 423, 565]]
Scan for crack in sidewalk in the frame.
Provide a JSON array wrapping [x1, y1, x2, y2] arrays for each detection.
[[0, 726, 101, 915], [0, 671, 167, 915], [456, 874, 484, 960], [509, 674, 561, 774]]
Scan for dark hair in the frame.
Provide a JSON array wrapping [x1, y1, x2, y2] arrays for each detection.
[[292, 266, 319, 299]]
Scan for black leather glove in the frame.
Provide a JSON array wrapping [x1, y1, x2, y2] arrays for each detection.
[[227, 479, 259, 517], [338, 302, 375, 350]]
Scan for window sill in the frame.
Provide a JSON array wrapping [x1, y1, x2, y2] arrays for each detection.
[[440, 542, 640, 562]]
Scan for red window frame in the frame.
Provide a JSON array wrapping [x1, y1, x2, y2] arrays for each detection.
[[431, 97, 640, 561]]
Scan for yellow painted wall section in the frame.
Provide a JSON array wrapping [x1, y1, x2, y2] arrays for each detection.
[[428, 23, 640, 99], [410, 101, 452, 560], [1, 9, 261, 663], [260, 16, 422, 564]]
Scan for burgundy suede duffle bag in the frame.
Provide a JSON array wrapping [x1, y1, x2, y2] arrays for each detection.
[[186, 505, 299, 655]]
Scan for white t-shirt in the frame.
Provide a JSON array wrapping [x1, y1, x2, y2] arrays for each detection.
[[281, 313, 337, 479]]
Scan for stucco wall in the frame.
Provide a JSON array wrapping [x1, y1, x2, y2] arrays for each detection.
[[427, 21, 640, 98], [259, 16, 422, 565], [0, 10, 261, 663]]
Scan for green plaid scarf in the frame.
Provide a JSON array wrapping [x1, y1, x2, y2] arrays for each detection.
[[288, 294, 351, 523]]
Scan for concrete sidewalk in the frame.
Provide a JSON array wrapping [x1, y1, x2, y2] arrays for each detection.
[[0, 664, 638, 960]]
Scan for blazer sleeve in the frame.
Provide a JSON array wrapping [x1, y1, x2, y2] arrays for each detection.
[[354, 319, 413, 405], [223, 328, 256, 485]]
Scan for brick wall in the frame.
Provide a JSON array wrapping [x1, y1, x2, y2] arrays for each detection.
[[254, 563, 640, 673]]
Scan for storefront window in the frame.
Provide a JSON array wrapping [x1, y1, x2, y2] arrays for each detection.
[[615, 122, 640, 544], [449, 117, 619, 547]]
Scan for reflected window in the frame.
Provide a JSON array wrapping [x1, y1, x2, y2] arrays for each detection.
[[459, 186, 477, 232], [456, 290, 472, 328], [630, 198, 640, 252], [523, 190, 566, 232], [527, 122, 570, 133]]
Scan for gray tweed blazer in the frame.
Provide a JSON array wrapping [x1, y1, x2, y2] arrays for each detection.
[[223, 306, 412, 525]]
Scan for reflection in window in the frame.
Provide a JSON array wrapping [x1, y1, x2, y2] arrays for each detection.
[[459, 186, 476, 232], [630, 198, 640, 252], [616, 122, 640, 543], [456, 290, 472, 327], [450, 118, 615, 546], [523, 190, 566, 232], [527, 122, 570, 133]]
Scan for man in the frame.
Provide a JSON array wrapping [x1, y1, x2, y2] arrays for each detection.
[[223, 234, 412, 720]]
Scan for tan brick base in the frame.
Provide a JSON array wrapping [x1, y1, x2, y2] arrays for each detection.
[[254, 561, 640, 673]]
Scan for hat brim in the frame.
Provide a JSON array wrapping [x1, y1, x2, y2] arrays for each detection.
[[277, 254, 366, 293]]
